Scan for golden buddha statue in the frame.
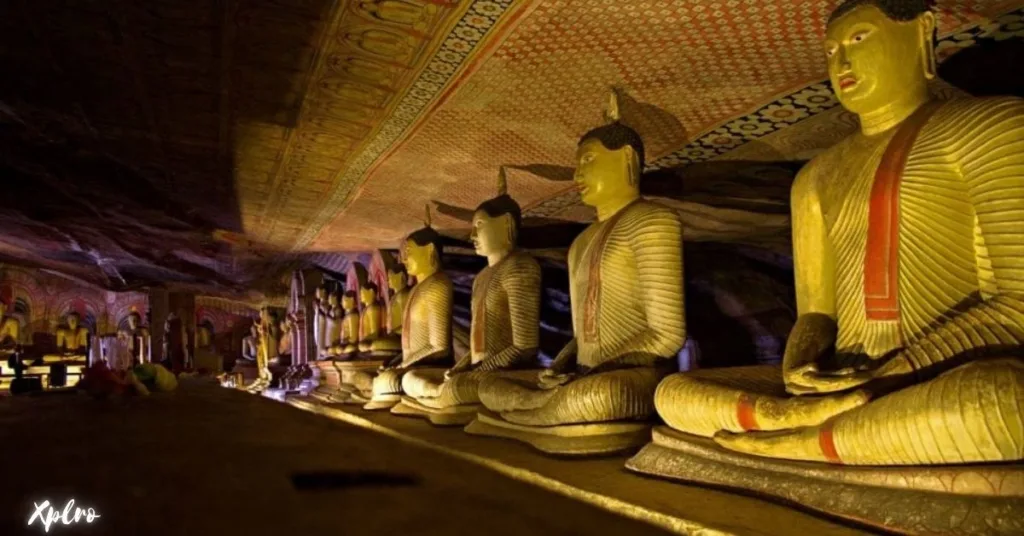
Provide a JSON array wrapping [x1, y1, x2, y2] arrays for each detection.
[[395, 169, 542, 425], [369, 265, 408, 354], [364, 207, 454, 410], [117, 310, 150, 364], [56, 312, 91, 356], [627, 2, 1024, 532], [248, 307, 278, 392], [313, 286, 328, 357], [337, 291, 360, 357], [324, 291, 343, 357], [465, 92, 687, 455], [357, 283, 384, 353], [278, 319, 293, 357], [0, 300, 20, 349]]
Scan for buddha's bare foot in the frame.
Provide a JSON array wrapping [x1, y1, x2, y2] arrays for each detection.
[[713, 427, 826, 462]]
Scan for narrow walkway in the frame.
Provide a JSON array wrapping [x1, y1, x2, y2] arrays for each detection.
[[288, 395, 875, 536], [1, 380, 680, 536]]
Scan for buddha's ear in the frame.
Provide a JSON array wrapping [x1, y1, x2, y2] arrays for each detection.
[[621, 145, 641, 186], [426, 242, 439, 267], [919, 11, 937, 80], [500, 213, 518, 247]]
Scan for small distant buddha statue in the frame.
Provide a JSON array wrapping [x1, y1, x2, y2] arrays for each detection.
[[364, 206, 454, 410], [369, 264, 408, 354], [241, 324, 259, 361], [337, 291, 360, 357], [117, 310, 151, 365], [647, 0, 1024, 468], [278, 319, 293, 357], [56, 312, 91, 356], [324, 291, 343, 357], [397, 168, 542, 425], [357, 283, 384, 353], [0, 300, 20, 349], [248, 308, 279, 392], [313, 286, 329, 358], [466, 91, 686, 455]]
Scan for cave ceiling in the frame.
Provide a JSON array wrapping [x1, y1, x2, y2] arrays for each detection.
[[0, 0, 1021, 298]]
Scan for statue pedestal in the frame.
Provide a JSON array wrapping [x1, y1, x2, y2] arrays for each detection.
[[626, 426, 1024, 536], [464, 410, 651, 457], [335, 359, 384, 402], [312, 360, 341, 402]]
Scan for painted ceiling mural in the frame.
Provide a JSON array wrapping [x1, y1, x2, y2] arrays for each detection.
[[0, 0, 1021, 296]]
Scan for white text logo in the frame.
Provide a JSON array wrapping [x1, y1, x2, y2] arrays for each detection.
[[27, 500, 101, 532]]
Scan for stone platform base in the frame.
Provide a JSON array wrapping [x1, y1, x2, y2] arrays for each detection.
[[626, 426, 1024, 536], [364, 393, 400, 410], [464, 411, 651, 457], [391, 397, 480, 426]]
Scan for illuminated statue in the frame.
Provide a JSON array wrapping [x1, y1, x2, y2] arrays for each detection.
[[357, 283, 384, 353], [396, 169, 541, 425], [56, 312, 91, 356], [365, 206, 453, 410], [369, 264, 408, 354], [338, 291, 360, 357], [117, 310, 150, 364], [278, 319, 293, 357], [241, 325, 258, 361], [627, 2, 1024, 532], [325, 291, 342, 357], [248, 308, 278, 392], [466, 92, 686, 455], [313, 286, 328, 357], [0, 300, 20, 349]]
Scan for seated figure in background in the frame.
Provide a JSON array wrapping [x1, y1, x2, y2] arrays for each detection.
[[0, 300, 20, 350], [117, 309, 150, 364], [369, 264, 408, 354], [364, 208, 453, 410], [313, 286, 328, 358], [397, 168, 542, 425], [466, 91, 686, 455], [324, 291, 343, 357], [627, 2, 1024, 532], [240, 325, 258, 362], [357, 283, 384, 353], [56, 312, 91, 357], [337, 291, 360, 357]]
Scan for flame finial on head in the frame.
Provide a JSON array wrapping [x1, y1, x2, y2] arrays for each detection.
[[604, 87, 621, 124], [497, 167, 508, 197]]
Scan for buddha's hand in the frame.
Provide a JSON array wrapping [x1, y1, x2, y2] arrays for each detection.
[[785, 362, 873, 395], [538, 369, 573, 390]]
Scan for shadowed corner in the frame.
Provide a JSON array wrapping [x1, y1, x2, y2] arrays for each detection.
[[290, 470, 420, 491]]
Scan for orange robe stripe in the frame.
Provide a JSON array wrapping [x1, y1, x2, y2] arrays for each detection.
[[582, 203, 635, 343], [818, 421, 843, 464], [736, 393, 760, 431]]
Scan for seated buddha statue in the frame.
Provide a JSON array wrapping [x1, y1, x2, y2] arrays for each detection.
[[466, 93, 687, 455], [395, 168, 542, 425], [0, 300, 20, 350], [248, 308, 279, 392], [313, 286, 329, 358], [335, 291, 360, 357], [117, 310, 151, 365], [324, 291, 343, 357], [369, 264, 408, 354], [240, 325, 258, 361], [628, 2, 1024, 531], [363, 208, 454, 410], [56, 312, 91, 357], [357, 283, 384, 353]]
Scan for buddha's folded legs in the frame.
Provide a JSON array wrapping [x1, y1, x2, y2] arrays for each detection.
[[715, 358, 1024, 465], [655, 365, 870, 437], [373, 369, 406, 397], [401, 368, 447, 399], [479, 368, 664, 426]]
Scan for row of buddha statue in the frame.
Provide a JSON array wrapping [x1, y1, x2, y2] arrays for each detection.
[[306, 1, 1023, 531], [311, 277, 405, 360]]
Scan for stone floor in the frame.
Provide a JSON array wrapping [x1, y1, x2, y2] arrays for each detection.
[[287, 396, 876, 536], [1, 380, 681, 535]]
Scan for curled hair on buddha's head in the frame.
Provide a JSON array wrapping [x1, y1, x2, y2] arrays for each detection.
[[476, 167, 522, 245], [829, 0, 935, 26], [344, 290, 357, 300], [578, 89, 645, 180], [361, 281, 378, 295]]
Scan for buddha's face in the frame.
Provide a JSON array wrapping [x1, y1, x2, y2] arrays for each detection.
[[128, 313, 140, 330], [574, 138, 637, 208], [198, 327, 211, 347], [387, 269, 406, 292], [316, 287, 326, 301], [328, 293, 339, 307], [359, 287, 376, 306], [471, 210, 513, 257], [67, 314, 79, 330], [250, 325, 259, 337], [404, 239, 435, 277], [279, 320, 289, 332], [342, 293, 356, 310], [825, 5, 933, 114]]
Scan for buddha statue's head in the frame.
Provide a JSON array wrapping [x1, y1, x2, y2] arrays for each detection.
[[127, 311, 141, 330], [359, 283, 378, 307], [279, 319, 290, 333], [574, 91, 644, 213], [315, 286, 326, 301], [66, 312, 80, 331], [387, 264, 408, 293], [826, 0, 936, 115], [250, 324, 259, 338], [197, 325, 212, 348], [471, 167, 521, 261], [342, 291, 357, 311], [328, 291, 340, 308], [404, 205, 443, 280]]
